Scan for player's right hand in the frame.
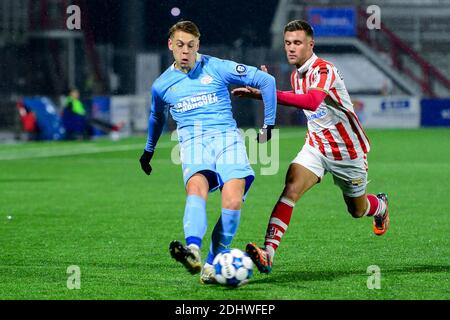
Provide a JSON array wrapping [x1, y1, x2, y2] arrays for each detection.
[[139, 150, 153, 175]]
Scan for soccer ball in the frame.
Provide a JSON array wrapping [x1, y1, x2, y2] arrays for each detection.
[[212, 248, 254, 287]]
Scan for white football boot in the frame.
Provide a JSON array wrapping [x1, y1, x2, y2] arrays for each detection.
[[169, 240, 202, 274], [200, 263, 217, 285]]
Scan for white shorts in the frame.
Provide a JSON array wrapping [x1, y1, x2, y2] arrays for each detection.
[[291, 145, 368, 197]]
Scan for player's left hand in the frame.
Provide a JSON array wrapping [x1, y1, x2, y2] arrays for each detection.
[[257, 124, 274, 143], [139, 150, 154, 175]]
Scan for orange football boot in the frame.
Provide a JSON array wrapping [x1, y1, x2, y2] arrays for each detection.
[[373, 193, 390, 236]]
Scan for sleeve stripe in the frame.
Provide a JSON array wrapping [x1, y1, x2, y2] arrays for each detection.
[[313, 64, 336, 92], [317, 70, 329, 89]]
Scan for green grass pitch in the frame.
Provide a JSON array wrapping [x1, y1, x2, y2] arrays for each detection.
[[0, 128, 449, 300]]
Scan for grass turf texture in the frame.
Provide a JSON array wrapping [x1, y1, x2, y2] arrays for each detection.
[[0, 128, 449, 300]]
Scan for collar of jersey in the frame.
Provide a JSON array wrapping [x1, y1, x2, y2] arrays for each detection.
[[297, 53, 318, 74], [171, 53, 203, 75]]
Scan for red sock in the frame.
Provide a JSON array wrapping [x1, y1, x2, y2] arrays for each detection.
[[264, 197, 295, 253], [365, 194, 381, 217]]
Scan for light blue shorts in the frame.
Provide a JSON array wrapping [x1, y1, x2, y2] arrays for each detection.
[[180, 129, 255, 198]]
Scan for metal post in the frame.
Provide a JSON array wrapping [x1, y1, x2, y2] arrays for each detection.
[[68, 36, 75, 89], [414, 15, 421, 51]]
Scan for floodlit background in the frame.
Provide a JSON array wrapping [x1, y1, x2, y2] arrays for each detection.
[[1, 0, 449, 140]]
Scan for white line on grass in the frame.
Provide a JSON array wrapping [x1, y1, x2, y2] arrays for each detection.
[[0, 130, 305, 160], [0, 142, 175, 160]]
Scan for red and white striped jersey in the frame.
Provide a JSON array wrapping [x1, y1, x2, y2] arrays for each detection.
[[291, 53, 370, 160]]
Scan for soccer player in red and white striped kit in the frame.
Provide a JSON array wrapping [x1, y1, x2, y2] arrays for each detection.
[[232, 19, 390, 273]]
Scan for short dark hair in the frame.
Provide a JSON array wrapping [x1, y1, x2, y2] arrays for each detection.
[[168, 21, 201, 39], [284, 20, 314, 38]]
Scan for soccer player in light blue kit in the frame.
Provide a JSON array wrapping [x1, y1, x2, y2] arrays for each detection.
[[139, 21, 277, 284]]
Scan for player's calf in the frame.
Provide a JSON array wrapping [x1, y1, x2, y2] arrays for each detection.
[[344, 199, 367, 218], [348, 207, 366, 218]]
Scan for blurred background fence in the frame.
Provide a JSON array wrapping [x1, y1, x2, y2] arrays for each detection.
[[1, 0, 450, 142]]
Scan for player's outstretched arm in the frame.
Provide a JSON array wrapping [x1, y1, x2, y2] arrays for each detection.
[[249, 70, 277, 143], [217, 59, 276, 142], [277, 89, 326, 111], [233, 88, 326, 112], [140, 86, 167, 176], [231, 86, 262, 99], [231, 65, 268, 99]]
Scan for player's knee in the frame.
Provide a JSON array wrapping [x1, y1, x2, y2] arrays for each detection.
[[186, 184, 207, 199], [222, 197, 242, 211], [283, 183, 301, 203]]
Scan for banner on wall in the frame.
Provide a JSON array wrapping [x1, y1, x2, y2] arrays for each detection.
[[110, 96, 149, 136], [421, 99, 450, 127], [91, 96, 111, 137], [307, 7, 356, 37], [351, 96, 421, 128], [23, 97, 64, 140], [129, 96, 149, 132]]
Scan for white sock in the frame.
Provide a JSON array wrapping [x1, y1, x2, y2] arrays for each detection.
[[188, 244, 200, 251], [376, 199, 387, 217], [266, 245, 275, 259], [363, 198, 372, 216]]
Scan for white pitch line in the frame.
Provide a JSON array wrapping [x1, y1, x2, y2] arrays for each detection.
[[0, 142, 175, 161], [0, 130, 306, 160]]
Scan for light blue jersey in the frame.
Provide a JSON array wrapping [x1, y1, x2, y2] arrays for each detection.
[[143, 53, 276, 262], [145, 54, 276, 152]]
